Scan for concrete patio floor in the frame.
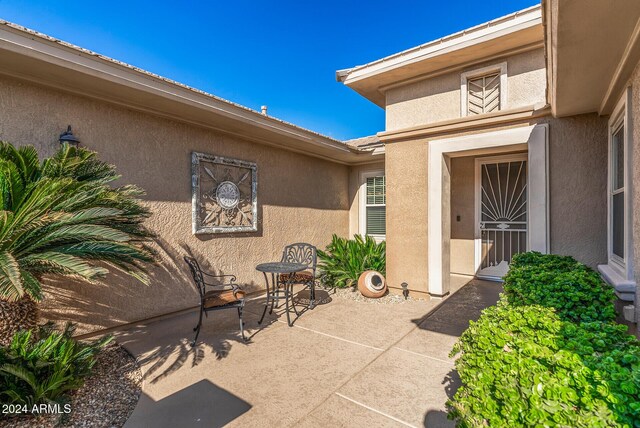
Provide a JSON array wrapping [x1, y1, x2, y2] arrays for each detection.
[[116, 275, 502, 428]]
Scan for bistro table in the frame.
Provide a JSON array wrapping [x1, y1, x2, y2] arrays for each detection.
[[256, 262, 307, 327]]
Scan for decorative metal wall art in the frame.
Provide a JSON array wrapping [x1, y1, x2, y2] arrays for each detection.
[[191, 152, 257, 234]]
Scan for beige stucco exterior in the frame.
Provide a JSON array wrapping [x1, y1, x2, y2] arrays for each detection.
[[385, 139, 430, 296], [385, 49, 547, 131], [542, 114, 608, 266], [0, 75, 351, 334]]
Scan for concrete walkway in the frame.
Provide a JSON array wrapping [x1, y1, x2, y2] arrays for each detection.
[[116, 276, 501, 428]]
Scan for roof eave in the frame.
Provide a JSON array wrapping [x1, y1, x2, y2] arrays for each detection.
[[338, 5, 543, 107], [0, 21, 374, 164], [544, 0, 640, 117]]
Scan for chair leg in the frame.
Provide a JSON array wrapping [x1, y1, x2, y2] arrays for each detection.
[[191, 306, 204, 347], [238, 305, 246, 341]]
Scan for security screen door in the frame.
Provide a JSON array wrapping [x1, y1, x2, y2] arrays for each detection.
[[476, 155, 528, 281]]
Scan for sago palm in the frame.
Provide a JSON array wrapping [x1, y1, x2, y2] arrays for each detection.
[[0, 142, 155, 344]]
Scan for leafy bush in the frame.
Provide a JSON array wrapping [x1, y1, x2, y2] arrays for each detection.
[[503, 252, 616, 323], [449, 300, 640, 427], [317, 234, 385, 288], [449, 251, 640, 427], [0, 323, 111, 409]]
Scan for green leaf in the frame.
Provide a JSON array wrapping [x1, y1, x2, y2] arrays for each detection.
[[0, 250, 24, 300]]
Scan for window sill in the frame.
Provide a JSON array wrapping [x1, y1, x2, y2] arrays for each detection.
[[598, 263, 635, 302]]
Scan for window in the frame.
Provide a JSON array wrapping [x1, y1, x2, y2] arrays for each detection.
[[360, 172, 385, 238], [598, 87, 635, 293], [611, 122, 625, 260], [606, 87, 632, 276], [460, 62, 507, 117]]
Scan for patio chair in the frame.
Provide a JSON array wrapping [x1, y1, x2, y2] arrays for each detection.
[[184, 256, 246, 346], [279, 243, 318, 308]]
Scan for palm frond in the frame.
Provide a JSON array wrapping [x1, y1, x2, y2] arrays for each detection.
[[0, 250, 24, 301], [21, 252, 109, 280]]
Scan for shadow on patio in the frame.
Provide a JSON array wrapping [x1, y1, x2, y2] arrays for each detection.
[[124, 379, 251, 427], [410, 278, 503, 337], [115, 297, 282, 384]]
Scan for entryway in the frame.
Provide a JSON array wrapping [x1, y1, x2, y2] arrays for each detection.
[[428, 124, 549, 296]]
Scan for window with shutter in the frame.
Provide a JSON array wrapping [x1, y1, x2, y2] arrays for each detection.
[[362, 175, 385, 237]]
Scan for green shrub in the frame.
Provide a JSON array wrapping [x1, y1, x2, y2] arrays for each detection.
[[317, 234, 385, 288], [448, 299, 640, 427], [0, 323, 111, 410], [503, 252, 616, 323]]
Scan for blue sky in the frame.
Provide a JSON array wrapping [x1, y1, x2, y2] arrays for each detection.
[[0, 0, 538, 140]]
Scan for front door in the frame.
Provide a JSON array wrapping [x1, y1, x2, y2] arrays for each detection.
[[476, 155, 528, 280]]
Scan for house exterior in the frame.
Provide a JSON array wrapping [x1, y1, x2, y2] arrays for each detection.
[[0, 1, 638, 334], [338, 1, 640, 333]]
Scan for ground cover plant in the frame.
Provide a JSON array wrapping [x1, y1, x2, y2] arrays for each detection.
[[503, 252, 616, 323], [448, 252, 640, 427]]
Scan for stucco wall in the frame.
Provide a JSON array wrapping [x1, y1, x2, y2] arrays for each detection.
[[0, 76, 350, 334], [384, 113, 607, 295], [348, 162, 385, 237], [542, 113, 608, 266], [385, 139, 430, 295], [385, 49, 547, 131]]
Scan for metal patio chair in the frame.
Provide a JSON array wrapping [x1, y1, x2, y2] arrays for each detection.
[[279, 243, 318, 309], [184, 256, 246, 346]]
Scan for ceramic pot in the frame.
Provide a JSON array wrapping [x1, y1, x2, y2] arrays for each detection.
[[357, 270, 387, 298]]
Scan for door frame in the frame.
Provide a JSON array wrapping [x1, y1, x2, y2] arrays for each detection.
[[473, 153, 529, 275]]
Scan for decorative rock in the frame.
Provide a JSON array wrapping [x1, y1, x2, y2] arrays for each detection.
[[0, 297, 38, 346], [333, 287, 424, 304], [357, 270, 387, 298]]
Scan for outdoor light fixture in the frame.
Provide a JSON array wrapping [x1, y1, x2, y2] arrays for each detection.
[[59, 125, 80, 147], [401, 282, 409, 300]]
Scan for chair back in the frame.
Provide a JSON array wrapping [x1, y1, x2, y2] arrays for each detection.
[[281, 243, 317, 271], [184, 256, 206, 298]]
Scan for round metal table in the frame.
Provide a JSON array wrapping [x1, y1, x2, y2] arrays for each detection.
[[256, 262, 307, 326]]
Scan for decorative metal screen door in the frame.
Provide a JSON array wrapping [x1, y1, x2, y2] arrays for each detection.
[[476, 155, 528, 281]]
